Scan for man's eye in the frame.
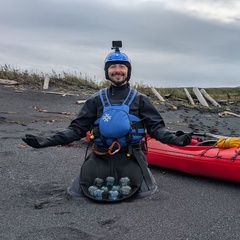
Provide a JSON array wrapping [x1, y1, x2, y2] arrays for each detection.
[[119, 65, 126, 68]]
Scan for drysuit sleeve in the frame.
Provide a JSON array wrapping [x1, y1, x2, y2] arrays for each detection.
[[58, 95, 99, 143], [137, 94, 192, 146], [22, 94, 100, 148]]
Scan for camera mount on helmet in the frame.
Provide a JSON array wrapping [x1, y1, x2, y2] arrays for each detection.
[[111, 41, 122, 52]]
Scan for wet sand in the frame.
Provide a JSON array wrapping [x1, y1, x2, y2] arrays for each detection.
[[1, 84, 240, 240]]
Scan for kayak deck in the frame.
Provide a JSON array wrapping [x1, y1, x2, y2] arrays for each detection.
[[147, 138, 240, 183]]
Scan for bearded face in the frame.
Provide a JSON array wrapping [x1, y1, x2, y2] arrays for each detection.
[[107, 64, 129, 86]]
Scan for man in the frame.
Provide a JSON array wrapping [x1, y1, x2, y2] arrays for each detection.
[[22, 41, 192, 201]]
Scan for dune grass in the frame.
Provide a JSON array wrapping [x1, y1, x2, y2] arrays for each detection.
[[1, 64, 239, 102]]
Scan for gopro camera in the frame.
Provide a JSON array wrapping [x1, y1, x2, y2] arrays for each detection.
[[111, 40, 122, 51]]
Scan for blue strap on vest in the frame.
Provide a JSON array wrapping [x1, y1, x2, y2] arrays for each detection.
[[92, 87, 145, 149], [100, 87, 136, 107]]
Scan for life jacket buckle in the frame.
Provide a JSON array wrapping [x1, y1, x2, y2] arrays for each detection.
[[108, 141, 121, 155]]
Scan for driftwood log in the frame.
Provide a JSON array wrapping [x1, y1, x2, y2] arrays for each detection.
[[34, 106, 76, 115], [218, 111, 240, 118], [151, 87, 165, 102], [192, 87, 209, 107], [41, 91, 78, 96], [184, 88, 195, 105], [76, 100, 86, 104], [200, 89, 221, 108], [0, 79, 18, 85], [43, 74, 50, 90]]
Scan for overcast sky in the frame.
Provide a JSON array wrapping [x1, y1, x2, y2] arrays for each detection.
[[0, 0, 239, 87]]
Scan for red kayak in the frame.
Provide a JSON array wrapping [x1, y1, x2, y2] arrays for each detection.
[[146, 136, 240, 183], [86, 132, 240, 183]]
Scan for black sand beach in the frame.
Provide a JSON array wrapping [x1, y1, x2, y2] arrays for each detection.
[[1, 84, 240, 240]]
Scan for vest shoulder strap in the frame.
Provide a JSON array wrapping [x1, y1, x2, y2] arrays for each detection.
[[99, 88, 110, 107], [124, 88, 137, 106], [99, 87, 138, 107]]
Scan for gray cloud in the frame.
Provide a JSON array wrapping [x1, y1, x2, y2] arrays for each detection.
[[0, 0, 239, 87]]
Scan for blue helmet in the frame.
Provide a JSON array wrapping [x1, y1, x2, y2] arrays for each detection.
[[104, 51, 132, 81]]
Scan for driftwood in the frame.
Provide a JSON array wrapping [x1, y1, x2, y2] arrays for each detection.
[[41, 91, 78, 96], [184, 88, 195, 105], [76, 100, 86, 104], [200, 89, 221, 108], [41, 90, 86, 104], [192, 87, 209, 107], [43, 74, 50, 90], [0, 79, 18, 85], [218, 111, 240, 118], [34, 106, 76, 115], [151, 87, 165, 102]]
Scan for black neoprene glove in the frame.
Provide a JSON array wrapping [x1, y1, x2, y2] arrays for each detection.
[[168, 132, 192, 146], [22, 134, 57, 148]]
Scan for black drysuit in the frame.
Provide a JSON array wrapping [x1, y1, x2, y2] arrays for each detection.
[[23, 84, 192, 199]]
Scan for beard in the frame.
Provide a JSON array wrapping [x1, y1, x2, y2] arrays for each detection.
[[110, 79, 127, 86], [109, 72, 128, 86]]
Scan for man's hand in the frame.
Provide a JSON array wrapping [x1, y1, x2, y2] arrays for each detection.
[[22, 134, 50, 148], [171, 132, 193, 146]]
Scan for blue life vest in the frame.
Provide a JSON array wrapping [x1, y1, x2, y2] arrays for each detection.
[[92, 87, 145, 148]]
